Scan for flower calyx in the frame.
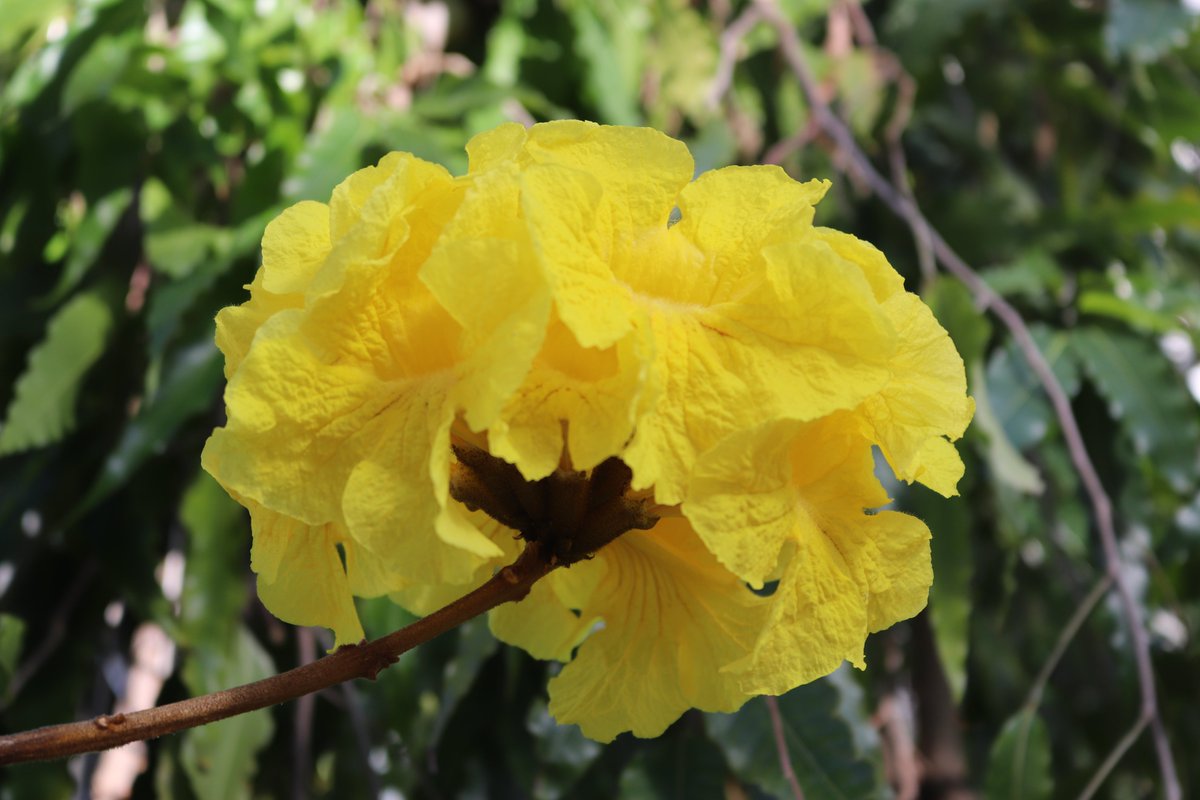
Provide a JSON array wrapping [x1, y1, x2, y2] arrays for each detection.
[[449, 443, 658, 565]]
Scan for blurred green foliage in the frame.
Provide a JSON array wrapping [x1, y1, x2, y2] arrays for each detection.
[[2, 0, 1199, 797]]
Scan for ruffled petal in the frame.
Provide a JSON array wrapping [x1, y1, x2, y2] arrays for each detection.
[[302, 160, 465, 375], [623, 237, 895, 504], [856, 292, 974, 496], [464, 121, 528, 174], [733, 506, 931, 697], [247, 503, 364, 647], [489, 572, 599, 662], [260, 200, 332, 295], [515, 122, 694, 350], [214, 270, 300, 379], [341, 384, 503, 583], [546, 519, 767, 742], [421, 161, 553, 431], [386, 511, 521, 616], [203, 311, 407, 526], [520, 121, 694, 235], [725, 522, 868, 695], [855, 511, 933, 633], [682, 420, 804, 587], [520, 162, 639, 349], [326, 151, 457, 252], [487, 314, 650, 479], [687, 414, 931, 695], [812, 228, 907, 303], [215, 201, 332, 377], [673, 166, 829, 298]]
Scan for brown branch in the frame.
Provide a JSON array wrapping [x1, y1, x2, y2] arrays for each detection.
[[708, 5, 764, 111], [1024, 575, 1114, 714], [0, 544, 554, 766], [293, 626, 318, 800], [3, 560, 97, 708], [752, 2, 1181, 797], [763, 696, 806, 800], [1077, 714, 1151, 800]]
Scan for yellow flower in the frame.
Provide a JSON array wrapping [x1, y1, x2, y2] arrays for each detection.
[[202, 151, 543, 643], [203, 120, 972, 740], [459, 122, 898, 504]]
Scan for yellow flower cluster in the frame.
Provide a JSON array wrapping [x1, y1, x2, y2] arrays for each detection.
[[202, 121, 973, 742]]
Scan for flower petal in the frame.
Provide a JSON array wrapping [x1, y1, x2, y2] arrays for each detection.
[[688, 415, 933, 695], [520, 162, 638, 349], [326, 151, 456, 251], [623, 237, 895, 504], [302, 162, 465, 374], [489, 572, 599, 662], [203, 310, 406, 526], [725, 523, 868, 695], [515, 122, 694, 349], [421, 162, 553, 431], [673, 166, 829, 297], [260, 200, 332, 295], [521, 121, 694, 234], [546, 519, 766, 742], [341, 386, 504, 583], [856, 292, 974, 496], [488, 314, 650, 479], [214, 270, 300, 379], [464, 121, 528, 174], [812, 228, 906, 303], [248, 503, 364, 647], [683, 420, 803, 587], [386, 511, 521, 615]]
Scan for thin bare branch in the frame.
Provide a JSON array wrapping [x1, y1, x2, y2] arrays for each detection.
[[293, 627, 318, 800], [0, 544, 554, 765], [752, 2, 1180, 797], [764, 696, 806, 800], [3, 561, 97, 707], [1024, 575, 1114, 713], [708, 5, 764, 111], [1076, 714, 1151, 800]]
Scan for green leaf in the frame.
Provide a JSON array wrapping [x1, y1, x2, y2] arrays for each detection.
[[982, 251, 1064, 305], [144, 224, 226, 278], [0, 614, 26, 699], [0, 0, 70, 52], [1105, 0, 1197, 63], [529, 699, 601, 767], [41, 188, 134, 305], [686, 120, 738, 176], [283, 108, 376, 202], [179, 471, 249, 648], [709, 674, 886, 800], [984, 710, 1053, 800], [911, 488, 973, 702], [61, 34, 137, 115], [983, 328, 1080, 451], [74, 340, 224, 516], [970, 362, 1044, 495], [567, 1, 643, 126], [645, 8, 718, 123], [180, 626, 275, 800], [0, 292, 113, 455], [1110, 190, 1200, 234], [1071, 326, 1199, 492], [883, 0, 992, 72], [618, 719, 729, 800], [430, 617, 500, 746], [1078, 290, 1186, 336]]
